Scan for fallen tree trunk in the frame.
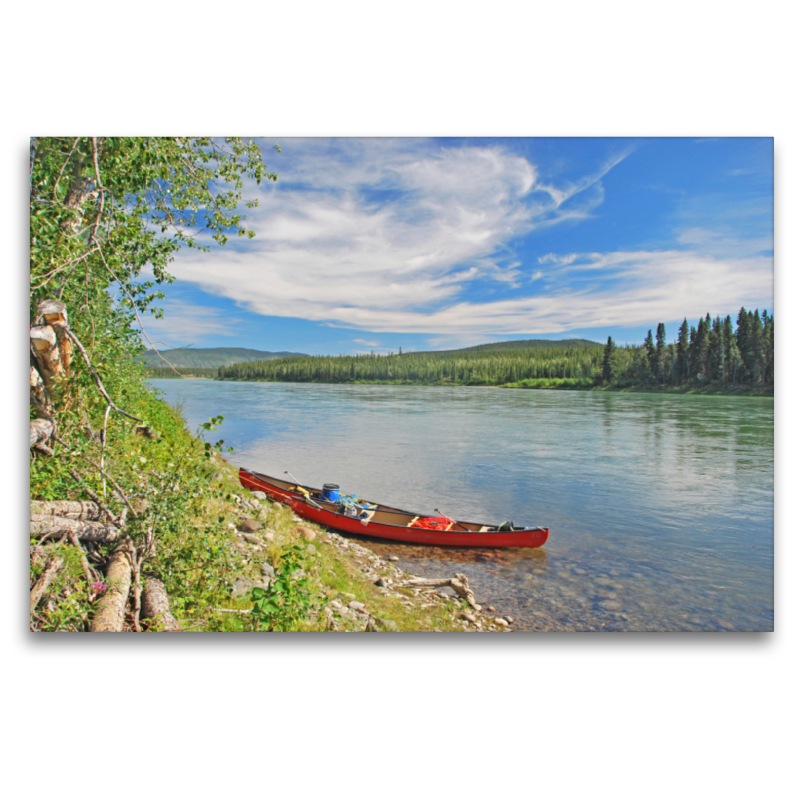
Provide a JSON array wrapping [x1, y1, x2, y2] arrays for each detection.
[[30, 515, 120, 543], [141, 576, 181, 632], [398, 573, 481, 610], [90, 546, 132, 632], [30, 555, 64, 615], [30, 500, 101, 520]]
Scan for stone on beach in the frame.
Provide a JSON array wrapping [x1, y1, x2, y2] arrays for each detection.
[[260, 563, 275, 580], [250, 491, 267, 500], [231, 578, 256, 598], [237, 518, 263, 533], [297, 526, 316, 541]]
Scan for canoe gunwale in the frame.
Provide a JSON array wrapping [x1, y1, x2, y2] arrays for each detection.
[[239, 467, 549, 548]]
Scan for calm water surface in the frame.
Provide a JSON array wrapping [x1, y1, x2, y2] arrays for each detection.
[[151, 380, 774, 631]]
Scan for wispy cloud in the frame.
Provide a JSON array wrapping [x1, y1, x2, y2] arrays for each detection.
[[134, 299, 239, 347], [168, 139, 634, 335]]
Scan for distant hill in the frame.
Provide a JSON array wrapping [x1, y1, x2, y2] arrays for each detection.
[[415, 338, 603, 356], [141, 347, 307, 369]]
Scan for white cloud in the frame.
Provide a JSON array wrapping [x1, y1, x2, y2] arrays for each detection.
[[134, 299, 239, 348], [167, 140, 626, 332], [161, 139, 771, 337]]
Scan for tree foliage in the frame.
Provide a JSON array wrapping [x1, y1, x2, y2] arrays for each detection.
[[29, 137, 280, 632], [31, 137, 275, 325]]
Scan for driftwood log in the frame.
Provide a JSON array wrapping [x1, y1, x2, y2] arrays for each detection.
[[30, 555, 64, 614], [31, 500, 101, 520], [30, 515, 120, 543], [90, 546, 132, 632], [398, 573, 481, 610], [141, 576, 180, 632]]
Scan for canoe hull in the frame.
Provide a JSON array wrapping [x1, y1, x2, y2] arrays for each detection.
[[239, 467, 549, 548]]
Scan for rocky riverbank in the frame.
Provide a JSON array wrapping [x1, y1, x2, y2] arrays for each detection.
[[222, 483, 516, 633]]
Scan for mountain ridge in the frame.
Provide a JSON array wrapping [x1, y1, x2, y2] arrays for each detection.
[[141, 347, 307, 369]]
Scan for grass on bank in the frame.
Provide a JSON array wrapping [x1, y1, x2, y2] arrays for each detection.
[[31, 387, 470, 632], [501, 378, 773, 395]]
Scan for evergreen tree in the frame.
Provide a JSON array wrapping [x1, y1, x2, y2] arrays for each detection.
[[735, 307, 750, 380], [751, 309, 766, 384], [655, 323, 666, 382], [644, 329, 657, 381], [676, 319, 690, 383], [692, 316, 710, 380], [688, 324, 698, 381], [762, 310, 774, 384], [602, 336, 616, 383], [709, 316, 723, 382]]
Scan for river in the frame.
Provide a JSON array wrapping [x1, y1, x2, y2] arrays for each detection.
[[150, 379, 774, 632]]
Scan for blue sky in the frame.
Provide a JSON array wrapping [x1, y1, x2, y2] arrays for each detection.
[[143, 137, 773, 354]]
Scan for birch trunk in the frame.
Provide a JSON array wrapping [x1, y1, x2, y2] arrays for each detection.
[[30, 500, 101, 520], [38, 300, 72, 373], [30, 555, 64, 615], [141, 576, 181, 632], [30, 325, 62, 390], [30, 515, 120, 543], [30, 418, 56, 450], [90, 546, 132, 632]]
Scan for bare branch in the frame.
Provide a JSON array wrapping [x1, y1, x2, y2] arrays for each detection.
[[96, 245, 181, 376], [31, 245, 100, 292], [64, 328, 143, 421], [67, 467, 124, 527], [52, 435, 139, 521], [52, 137, 81, 201], [88, 137, 106, 246], [100, 404, 111, 497], [68, 531, 98, 583]]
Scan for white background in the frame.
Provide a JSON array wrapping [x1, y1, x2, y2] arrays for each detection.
[[5, 2, 796, 798]]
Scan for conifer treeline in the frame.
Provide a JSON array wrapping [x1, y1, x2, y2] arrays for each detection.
[[218, 345, 602, 385], [216, 307, 773, 389], [602, 307, 773, 388]]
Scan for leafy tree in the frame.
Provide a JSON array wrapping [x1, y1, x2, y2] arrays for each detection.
[[31, 137, 276, 331], [29, 137, 279, 631]]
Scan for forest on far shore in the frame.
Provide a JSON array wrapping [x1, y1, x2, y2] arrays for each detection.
[[149, 307, 772, 392]]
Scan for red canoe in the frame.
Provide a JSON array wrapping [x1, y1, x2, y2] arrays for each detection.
[[239, 467, 549, 548]]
